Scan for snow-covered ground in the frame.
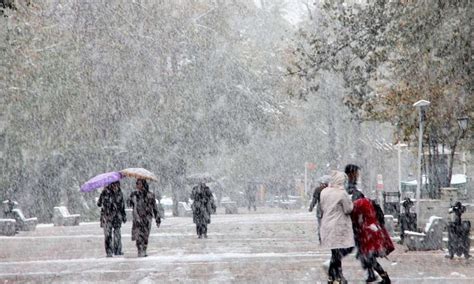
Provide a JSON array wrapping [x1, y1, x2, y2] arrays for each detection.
[[1, 208, 473, 283]]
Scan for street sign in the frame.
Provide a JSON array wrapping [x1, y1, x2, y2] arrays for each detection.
[[306, 162, 316, 171], [376, 174, 384, 190]]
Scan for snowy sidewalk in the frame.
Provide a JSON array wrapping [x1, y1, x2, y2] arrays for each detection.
[[1, 210, 473, 283]]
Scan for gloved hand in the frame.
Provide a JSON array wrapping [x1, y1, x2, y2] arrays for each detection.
[[122, 217, 127, 224], [368, 224, 379, 232], [156, 220, 161, 228]]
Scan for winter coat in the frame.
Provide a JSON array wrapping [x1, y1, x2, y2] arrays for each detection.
[[309, 184, 327, 219], [245, 184, 257, 202], [129, 190, 160, 241], [351, 197, 394, 256], [191, 184, 216, 225], [347, 182, 365, 201], [320, 171, 355, 249], [98, 188, 126, 228]]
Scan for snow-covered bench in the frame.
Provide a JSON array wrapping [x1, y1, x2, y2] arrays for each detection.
[[178, 202, 192, 217], [53, 206, 80, 226], [0, 219, 16, 236], [221, 201, 238, 214], [12, 208, 37, 231], [404, 216, 444, 250], [279, 200, 300, 210]]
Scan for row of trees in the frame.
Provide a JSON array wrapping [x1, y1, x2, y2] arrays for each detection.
[[2, 1, 471, 222], [289, 0, 473, 198], [1, 0, 292, 220]]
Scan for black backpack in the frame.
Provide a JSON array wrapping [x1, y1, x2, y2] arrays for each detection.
[[371, 200, 385, 226]]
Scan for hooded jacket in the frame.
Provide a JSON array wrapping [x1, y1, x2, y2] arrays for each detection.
[[320, 171, 355, 249]]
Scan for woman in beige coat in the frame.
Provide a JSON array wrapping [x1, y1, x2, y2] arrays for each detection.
[[320, 171, 354, 283]]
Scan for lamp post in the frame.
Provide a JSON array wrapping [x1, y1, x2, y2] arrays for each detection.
[[397, 142, 408, 197], [413, 100, 430, 221], [396, 118, 408, 198], [457, 117, 469, 175]]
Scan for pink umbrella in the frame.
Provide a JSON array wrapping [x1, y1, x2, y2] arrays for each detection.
[[120, 168, 158, 181], [80, 172, 122, 192]]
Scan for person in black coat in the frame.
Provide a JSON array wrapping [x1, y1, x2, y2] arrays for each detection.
[[308, 175, 330, 244], [97, 181, 126, 257], [345, 164, 364, 201], [129, 179, 161, 257], [191, 182, 216, 239], [245, 183, 257, 211]]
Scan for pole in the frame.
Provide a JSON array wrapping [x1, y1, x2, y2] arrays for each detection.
[[304, 162, 308, 197], [415, 108, 423, 222], [398, 143, 402, 197], [463, 152, 467, 176]]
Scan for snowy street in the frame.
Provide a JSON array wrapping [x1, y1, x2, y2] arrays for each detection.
[[1, 1, 472, 283], [1, 208, 473, 283]]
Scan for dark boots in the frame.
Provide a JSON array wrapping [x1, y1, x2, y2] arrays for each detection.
[[203, 224, 208, 238], [373, 263, 390, 284], [197, 224, 208, 239], [137, 244, 148, 257], [366, 268, 377, 282], [379, 272, 391, 284]]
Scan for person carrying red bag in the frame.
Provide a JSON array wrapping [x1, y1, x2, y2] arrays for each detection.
[[352, 195, 394, 283]]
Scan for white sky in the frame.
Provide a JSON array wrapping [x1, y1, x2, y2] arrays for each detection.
[[253, 0, 308, 26]]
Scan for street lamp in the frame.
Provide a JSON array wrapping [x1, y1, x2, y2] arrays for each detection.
[[413, 99, 430, 222], [457, 117, 469, 175], [457, 117, 469, 136], [396, 142, 408, 197]]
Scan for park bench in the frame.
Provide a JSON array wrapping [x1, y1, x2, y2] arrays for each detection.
[[404, 216, 444, 250], [12, 208, 37, 231], [53, 206, 80, 226], [0, 219, 16, 236], [221, 201, 238, 214], [178, 202, 193, 217], [279, 200, 300, 210]]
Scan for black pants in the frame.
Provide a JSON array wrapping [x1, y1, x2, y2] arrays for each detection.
[[136, 221, 151, 256], [103, 224, 122, 256], [196, 223, 207, 237], [329, 247, 354, 279], [360, 253, 385, 276], [248, 199, 256, 211]]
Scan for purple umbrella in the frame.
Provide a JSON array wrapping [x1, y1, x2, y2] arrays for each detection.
[[80, 172, 122, 192]]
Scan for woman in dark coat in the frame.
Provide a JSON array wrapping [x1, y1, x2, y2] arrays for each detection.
[[308, 175, 330, 244], [351, 196, 394, 283], [97, 182, 126, 257], [191, 182, 216, 239], [129, 179, 161, 257]]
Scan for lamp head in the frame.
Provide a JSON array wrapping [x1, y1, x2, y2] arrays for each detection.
[[457, 117, 469, 132], [413, 100, 431, 108]]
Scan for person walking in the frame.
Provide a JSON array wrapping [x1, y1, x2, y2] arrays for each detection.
[[97, 181, 126, 257], [129, 179, 161, 257], [351, 194, 394, 283], [320, 171, 354, 284], [245, 182, 257, 211], [344, 164, 364, 201], [191, 182, 216, 239], [308, 175, 330, 244]]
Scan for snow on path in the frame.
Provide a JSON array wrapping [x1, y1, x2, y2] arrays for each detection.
[[1, 210, 474, 283]]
